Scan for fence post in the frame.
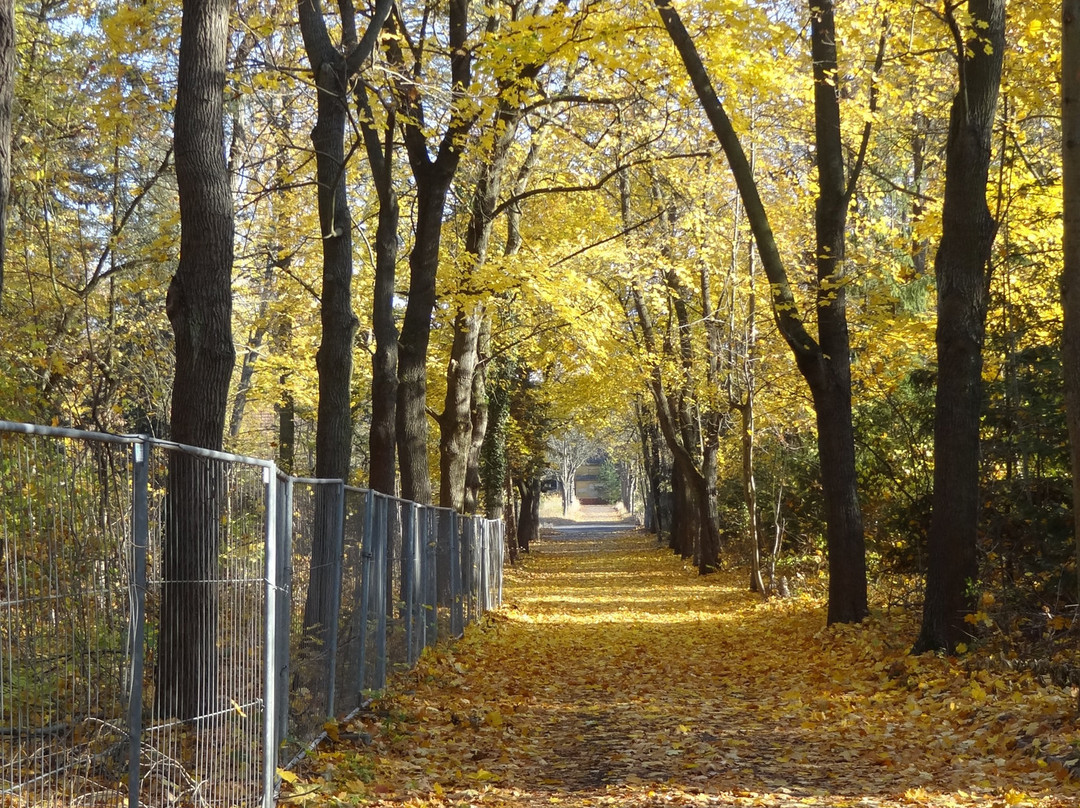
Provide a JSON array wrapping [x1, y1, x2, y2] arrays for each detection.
[[424, 508, 438, 646], [275, 477, 294, 767], [325, 482, 346, 718], [262, 464, 279, 808], [450, 511, 463, 637], [494, 518, 503, 604], [127, 437, 150, 808], [358, 489, 376, 694], [478, 519, 488, 614], [464, 517, 476, 621], [374, 494, 388, 690], [401, 502, 415, 665]]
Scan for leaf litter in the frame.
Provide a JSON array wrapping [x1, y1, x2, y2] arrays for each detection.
[[281, 531, 1080, 807]]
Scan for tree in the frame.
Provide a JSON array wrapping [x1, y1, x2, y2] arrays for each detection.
[[548, 428, 599, 515], [0, 0, 12, 309], [388, 0, 480, 504], [156, 0, 234, 720], [653, 0, 880, 620], [913, 0, 1006, 654], [295, 0, 392, 653], [1063, 0, 1080, 605], [297, 0, 392, 486]]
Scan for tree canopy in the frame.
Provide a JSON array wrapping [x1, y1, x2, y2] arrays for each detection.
[[0, 0, 1072, 644]]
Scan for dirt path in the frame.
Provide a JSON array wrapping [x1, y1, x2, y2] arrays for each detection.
[[290, 530, 1080, 808]]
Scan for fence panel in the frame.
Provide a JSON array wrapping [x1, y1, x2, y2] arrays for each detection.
[[0, 422, 504, 807], [140, 442, 272, 808], [0, 429, 136, 808], [283, 478, 342, 763]]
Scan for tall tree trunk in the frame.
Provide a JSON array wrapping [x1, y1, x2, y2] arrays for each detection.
[[397, 174, 453, 504], [654, 0, 881, 621], [630, 284, 720, 570], [0, 0, 12, 309], [439, 84, 530, 511], [296, 0, 392, 655], [503, 467, 519, 562], [1063, 0, 1080, 603], [914, 0, 1005, 653], [516, 476, 540, 552], [158, 0, 234, 720], [464, 316, 491, 513], [393, 0, 476, 505], [309, 62, 355, 484], [636, 402, 663, 536], [439, 306, 484, 510], [481, 356, 512, 518], [229, 256, 281, 440], [809, 0, 869, 624], [359, 101, 400, 495], [278, 385, 295, 474]]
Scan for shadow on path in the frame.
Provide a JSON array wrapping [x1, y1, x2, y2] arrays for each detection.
[[326, 530, 1078, 808]]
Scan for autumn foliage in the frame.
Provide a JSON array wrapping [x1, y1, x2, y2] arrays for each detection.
[[282, 528, 1080, 808]]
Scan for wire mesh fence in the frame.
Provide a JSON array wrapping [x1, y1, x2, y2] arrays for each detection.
[[0, 421, 504, 808]]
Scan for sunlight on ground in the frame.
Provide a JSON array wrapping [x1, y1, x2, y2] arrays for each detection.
[[282, 529, 1080, 808]]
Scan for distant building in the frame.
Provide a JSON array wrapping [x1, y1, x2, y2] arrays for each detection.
[[575, 456, 607, 505]]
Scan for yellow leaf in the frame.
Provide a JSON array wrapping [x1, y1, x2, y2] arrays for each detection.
[[277, 768, 299, 784]]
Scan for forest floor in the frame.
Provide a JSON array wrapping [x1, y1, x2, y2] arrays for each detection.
[[282, 512, 1080, 808]]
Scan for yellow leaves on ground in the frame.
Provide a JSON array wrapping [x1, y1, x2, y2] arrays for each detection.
[[282, 531, 1080, 808]]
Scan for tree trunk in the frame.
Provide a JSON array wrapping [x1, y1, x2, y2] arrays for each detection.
[[158, 0, 234, 720], [504, 467, 519, 563], [481, 357, 511, 518], [808, 0, 869, 623], [278, 385, 295, 474], [654, 0, 871, 620], [741, 401, 765, 593], [636, 403, 663, 536], [296, 0, 392, 655], [914, 0, 1005, 653], [397, 174, 453, 504], [309, 59, 355, 484], [439, 306, 483, 510], [394, 0, 475, 505], [1063, 0, 1080, 603], [229, 257, 278, 440], [360, 103, 400, 495], [630, 283, 720, 571], [0, 0, 12, 309], [463, 316, 491, 513], [516, 476, 540, 552]]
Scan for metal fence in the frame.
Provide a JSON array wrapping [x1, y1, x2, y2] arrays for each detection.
[[0, 421, 504, 808]]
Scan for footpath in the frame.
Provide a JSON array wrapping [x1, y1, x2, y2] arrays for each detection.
[[284, 517, 1080, 808]]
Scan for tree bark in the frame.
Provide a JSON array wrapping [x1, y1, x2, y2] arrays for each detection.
[[464, 316, 491, 513], [437, 57, 537, 511], [654, 0, 873, 619], [808, 0, 870, 623], [0, 0, 13, 309], [394, 0, 476, 505], [296, 0, 393, 658], [1063, 0, 1080, 604], [439, 306, 484, 510], [158, 0, 234, 720], [516, 476, 541, 552], [914, 0, 1005, 653], [630, 283, 720, 571], [358, 98, 400, 495], [481, 357, 512, 518]]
